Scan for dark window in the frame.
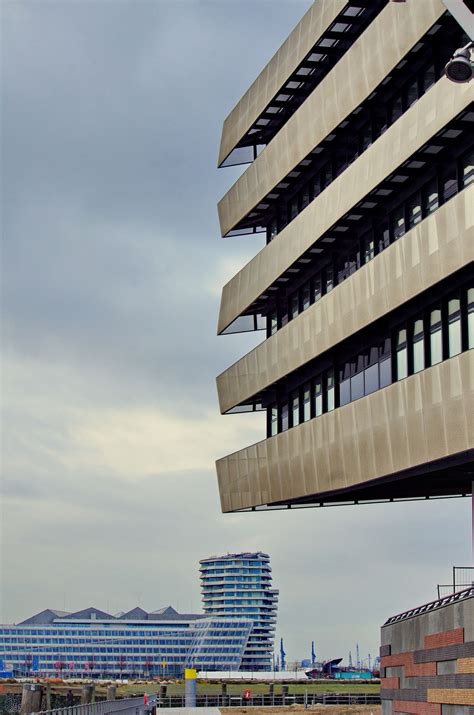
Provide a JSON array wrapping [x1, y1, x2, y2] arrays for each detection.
[[313, 274, 322, 303], [392, 205, 406, 241], [281, 305, 289, 327], [462, 148, 474, 188], [396, 328, 408, 380], [270, 407, 278, 436], [326, 370, 335, 412], [322, 163, 333, 190], [442, 165, 458, 202], [351, 363, 365, 402], [314, 377, 323, 417], [390, 95, 403, 124], [325, 265, 334, 294], [339, 361, 351, 406], [405, 77, 419, 109], [412, 317, 425, 373], [359, 123, 372, 153], [407, 192, 422, 229], [422, 64, 435, 93], [301, 185, 310, 210], [423, 177, 439, 215], [430, 308, 443, 365], [312, 174, 321, 199], [291, 293, 299, 320], [376, 223, 390, 253], [302, 283, 311, 311], [448, 297, 462, 357], [281, 402, 289, 432], [303, 384, 311, 422], [289, 197, 298, 221], [269, 219, 278, 241], [363, 232, 375, 263], [379, 339, 392, 388], [291, 393, 300, 427], [467, 287, 474, 350]]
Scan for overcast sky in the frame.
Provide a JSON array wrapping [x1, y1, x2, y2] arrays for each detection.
[[1, 0, 471, 667]]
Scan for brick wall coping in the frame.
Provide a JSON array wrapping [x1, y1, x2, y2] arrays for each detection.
[[382, 588, 474, 627]]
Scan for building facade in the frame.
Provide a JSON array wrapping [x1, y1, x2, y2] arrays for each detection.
[[0, 608, 253, 677], [200, 552, 278, 671], [215, 0, 473, 513]]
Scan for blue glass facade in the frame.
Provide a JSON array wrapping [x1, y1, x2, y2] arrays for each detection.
[[0, 607, 252, 677], [200, 552, 278, 671]]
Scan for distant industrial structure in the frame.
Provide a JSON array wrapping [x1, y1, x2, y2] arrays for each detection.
[[200, 552, 278, 671], [0, 553, 278, 677]]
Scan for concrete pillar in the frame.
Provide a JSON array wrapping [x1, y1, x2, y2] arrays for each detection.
[[184, 668, 196, 708], [158, 685, 167, 700], [20, 684, 43, 714], [45, 683, 52, 711], [81, 685, 95, 704], [106, 686, 116, 701]]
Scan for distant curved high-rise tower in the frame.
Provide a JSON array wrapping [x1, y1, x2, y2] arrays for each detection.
[[200, 552, 278, 671]]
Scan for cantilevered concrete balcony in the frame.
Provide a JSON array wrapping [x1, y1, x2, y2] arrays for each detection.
[[217, 188, 474, 414], [218, 0, 446, 236], [218, 0, 388, 168], [217, 77, 472, 335], [216, 352, 474, 513]]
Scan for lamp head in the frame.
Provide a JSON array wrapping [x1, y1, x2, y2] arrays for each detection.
[[445, 44, 474, 83]]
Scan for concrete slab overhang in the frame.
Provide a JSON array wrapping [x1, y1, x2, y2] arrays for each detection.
[[217, 76, 473, 336], [218, 0, 446, 237], [216, 352, 474, 512], [216, 188, 474, 414]]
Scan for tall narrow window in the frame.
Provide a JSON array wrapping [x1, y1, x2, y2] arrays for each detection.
[[269, 310, 278, 336], [314, 377, 323, 417], [359, 123, 372, 152], [270, 406, 278, 437], [313, 274, 322, 303], [422, 64, 436, 93], [321, 163, 333, 190], [430, 308, 443, 365], [392, 205, 406, 241], [312, 175, 321, 200], [351, 353, 366, 402], [376, 223, 390, 253], [303, 384, 311, 422], [301, 185, 310, 210], [396, 328, 408, 380], [468, 287, 474, 349], [291, 393, 300, 428], [269, 219, 278, 242], [424, 177, 439, 215], [289, 197, 298, 221], [442, 165, 458, 202], [281, 305, 289, 327], [448, 297, 462, 357], [379, 338, 392, 388], [364, 346, 379, 395], [326, 370, 335, 412], [281, 402, 289, 432], [412, 318, 425, 373], [325, 265, 334, 294], [405, 77, 419, 108], [339, 361, 352, 407], [363, 232, 375, 263], [302, 283, 311, 311], [407, 192, 422, 229], [390, 95, 403, 124], [291, 293, 299, 320], [462, 148, 474, 188]]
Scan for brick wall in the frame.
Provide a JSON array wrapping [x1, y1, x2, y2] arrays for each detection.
[[381, 595, 474, 715]]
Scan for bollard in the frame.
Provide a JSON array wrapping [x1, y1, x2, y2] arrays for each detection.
[[184, 668, 196, 708], [45, 683, 52, 711], [107, 685, 116, 701], [81, 685, 95, 705], [20, 684, 43, 715]]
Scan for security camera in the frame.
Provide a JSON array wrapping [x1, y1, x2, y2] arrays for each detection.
[[445, 42, 474, 83]]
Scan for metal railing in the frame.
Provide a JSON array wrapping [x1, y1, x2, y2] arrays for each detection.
[[384, 585, 474, 625], [33, 696, 144, 715], [155, 693, 381, 708], [437, 566, 473, 599]]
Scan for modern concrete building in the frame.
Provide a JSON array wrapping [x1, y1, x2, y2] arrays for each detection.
[[215, 0, 474, 514], [200, 552, 278, 671]]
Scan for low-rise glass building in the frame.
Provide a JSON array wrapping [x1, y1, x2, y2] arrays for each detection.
[[0, 606, 253, 677]]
